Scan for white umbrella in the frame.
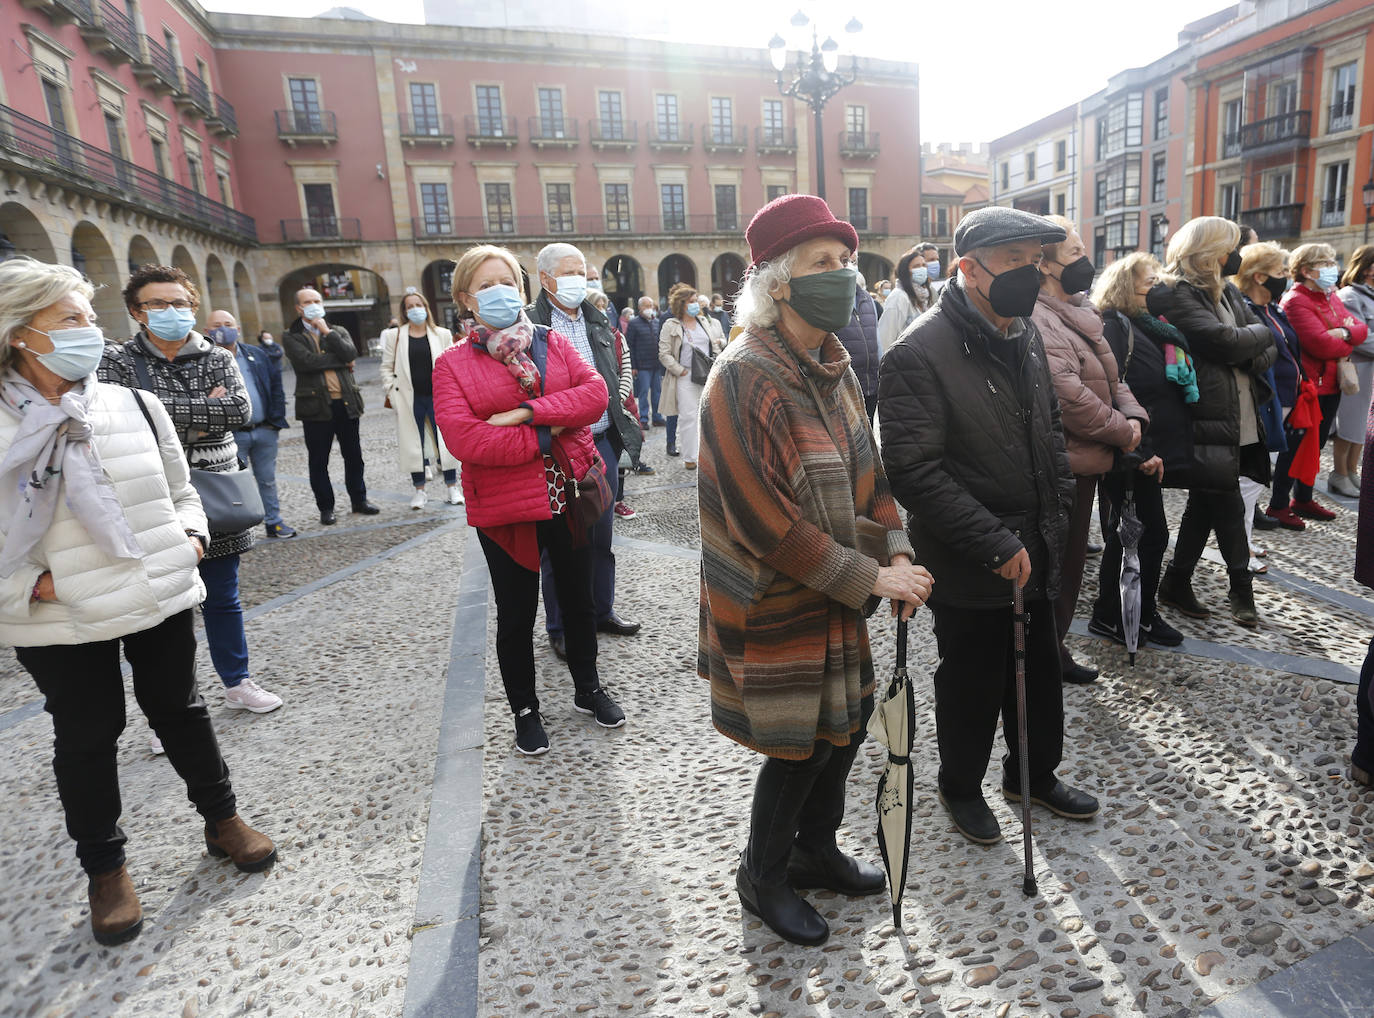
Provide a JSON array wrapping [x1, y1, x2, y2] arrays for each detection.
[[870, 617, 915, 929]]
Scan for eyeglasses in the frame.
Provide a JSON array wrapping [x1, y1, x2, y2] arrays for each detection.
[[137, 299, 196, 311]]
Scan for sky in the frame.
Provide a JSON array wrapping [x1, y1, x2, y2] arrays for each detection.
[[201, 0, 1224, 145]]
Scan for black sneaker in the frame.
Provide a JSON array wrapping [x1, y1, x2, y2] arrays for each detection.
[[1253, 507, 1280, 531], [1139, 613, 1183, 647], [1086, 614, 1127, 646], [938, 790, 1002, 844], [265, 522, 298, 539], [633, 463, 656, 475], [1061, 660, 1099, 685], [573, 687, 626, 728], [514, 708, 549, 755]]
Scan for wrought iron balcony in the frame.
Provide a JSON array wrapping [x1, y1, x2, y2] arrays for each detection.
[[275, 109, 338, 145], [280, 218, 362, 243], [704, 125, 747, 154], [79, 0, 140, 64], [528, 117, 579, 148], [399, 113, 454, 144], [1238, 110, 1310, 155], [1329, 98, 1355, 134], [207, 94, 237, 137], [465, 115, 517, 149], [131, 35, 180, 95], [1222, 132, 1242, 159], [755, 126, 797, 155], [1240, 203, 1304, 238], [838, 131, 880, 158], [48, 0, 93, 25], [407, 211, 880, 241], [1320, 197, 1346, 229], [647, 123, 693, 151], [176, 68, 213, 118], [589, 119, 637, 150]]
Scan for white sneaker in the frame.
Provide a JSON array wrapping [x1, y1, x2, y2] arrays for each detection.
[[410, 489, 427, 510], [224, 679, 283, 713], [150, 733, 165, 755], [425, 465, 433, 481], [447, 484, 464, 505]]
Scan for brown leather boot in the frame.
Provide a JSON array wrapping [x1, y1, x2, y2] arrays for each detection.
[[205, 815, 277, 873], [88, 865, 143, 946]]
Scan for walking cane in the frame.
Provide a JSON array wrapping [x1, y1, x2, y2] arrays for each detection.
[[1012, 581, 1038, 897]]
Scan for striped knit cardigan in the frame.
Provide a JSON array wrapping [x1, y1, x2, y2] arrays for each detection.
[[698, 326, 914, 760]]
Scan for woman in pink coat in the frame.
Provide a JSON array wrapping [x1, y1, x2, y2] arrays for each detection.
[[434, 244, 621, 756]]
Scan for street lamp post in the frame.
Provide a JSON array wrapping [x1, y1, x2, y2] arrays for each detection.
[[769, 11, 862, 202], [1362, 168, 1374, 244]]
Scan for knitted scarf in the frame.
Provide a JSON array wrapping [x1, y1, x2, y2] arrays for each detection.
[[462, 312, 541, 395], [1131, 311, 1199, 403]]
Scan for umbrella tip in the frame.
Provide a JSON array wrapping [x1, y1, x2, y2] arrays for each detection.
[[1129, 653, 1136, 666], [1022, 876, 1038, 897]]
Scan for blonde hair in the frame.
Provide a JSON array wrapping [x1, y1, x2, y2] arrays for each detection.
[[1235, 242, 1288, 292], [1091, 252, 1160, 314], [1289, 242, 1337, 286], [450, 245, 525, 319], [1165, 216, 1239, 301], [0, 256, 95, 370]]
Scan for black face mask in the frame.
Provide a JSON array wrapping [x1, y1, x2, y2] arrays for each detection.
[[1053, 255, 1096, 295], [1262, 275, 1288, 303], [1222, 248, 1243, 277], [973, 259, 1042, 319]]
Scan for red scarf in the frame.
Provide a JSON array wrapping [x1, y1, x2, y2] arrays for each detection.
[[462, 313, 541, 396]]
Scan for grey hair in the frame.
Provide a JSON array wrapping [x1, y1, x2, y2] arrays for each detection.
[[731, 249, 799, 335], [0, 257, 94, 371], [536, 242, 585, 279]]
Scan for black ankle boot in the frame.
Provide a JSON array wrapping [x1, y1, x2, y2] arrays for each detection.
[[1228, 570, 1259, 627], [787, 840, 885, 896], [736, 857, 829, 945], [1157, 566, 1210, 618]]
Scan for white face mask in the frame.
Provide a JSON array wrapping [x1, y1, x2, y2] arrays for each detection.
[[641, 308, 655, 319]]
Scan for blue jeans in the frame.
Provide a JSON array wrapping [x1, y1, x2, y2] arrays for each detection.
[[198, 554, 249, 688], [666, 415, 678, 450], [234, 425, 282, 526], [409, 394, 457, 487], [542, 432, 618, 633], [634, 368, 663, 425]]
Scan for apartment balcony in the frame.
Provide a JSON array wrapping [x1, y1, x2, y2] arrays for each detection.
[[703, 125, 747, 155], [131, 35, 181, 95], [274, 109, 338, 146], [589, 119, 637, 151], [206, 94, 237, 137], [1319, 197, 1346, 229], [398, 113, 454, 145], [528, 117, 579, 150], [0, 102, 256, 245], [1222, 132, 1242, 159], [465, 115, 517, 149], [413, 212, 768, 241], [838, 131, 880, 158], [647, 123, 693, 152], [1329, 98, 1355, 134], [44, 0, 92, 25], [174, 68, 214, 118], [755, 126, 797, 156], [1239, 110, 1311, 157], [280, 218, 362, 244], [1240, 203, 1303, 238], [853, 216, 890, 238], [78, 0, 141, 64]]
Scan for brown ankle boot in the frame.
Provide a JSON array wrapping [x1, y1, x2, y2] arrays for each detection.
[[88, 865, 143, 946], [205, 815, 277, 873]]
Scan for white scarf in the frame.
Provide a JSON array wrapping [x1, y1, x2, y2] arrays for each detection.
[[0, 373, 142, 578]]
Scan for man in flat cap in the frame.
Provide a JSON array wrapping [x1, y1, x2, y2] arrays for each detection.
[[878, 206, 1099, 845]]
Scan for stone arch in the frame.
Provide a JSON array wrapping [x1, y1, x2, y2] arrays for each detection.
[[656, 254, 696, 308], [71, 222, 128, 340], [277, 263, 391, 353], [419, 260, 458, 331], [170, 245, 201, 293], [0, 204, 58, 263], [205, 254, 231, 318], [603, 254, 643, 311], [710, 253, 747, 307], [127, 234, 158, 276], [857, 253, 894, 290], [233, 261, 261, 339]]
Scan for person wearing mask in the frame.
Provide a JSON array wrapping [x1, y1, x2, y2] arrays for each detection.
[[433, 244, 624, 753], [876, 248, 931, 353], [880, 206, 1095, 846], [526, 243, 643, 655], [380, 290, 461, 510], [627, 295, 665, 428], [1150, 217, 1277, 627], [100, 267, 285, 720], [700, 195, 929, 946], [1032, 216, 1148, 684], [1088, 253, 1190, 649], [835, 276, 882, 423], [710, 293, 732, 335], [1281, 243, 1368, 506], [205, 310, 295, 540], [589, 289, 651, 519], [0, 257, 277, 945], [282, 288, 378, 525], [659, 284, 726, 470], [919, 243, 946, 293], [1335, 246, 1374, 498]]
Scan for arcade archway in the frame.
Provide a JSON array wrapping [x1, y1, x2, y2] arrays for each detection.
[[71, 222, 126, 339], [603, 254, 643, 311], [0, 203, 56, 263], [278, 263, 391, 351], [127, 234, 158, 275], [858, 253, 894, 289], [656, 254, 696, 309], [205, 255, 231, 318], [710, 253, 746, 307], [234, 261, 261, 339]]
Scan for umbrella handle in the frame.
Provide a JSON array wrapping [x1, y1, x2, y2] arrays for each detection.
[[896, 612, 908, 665], [1011, 581, 1036, 897]]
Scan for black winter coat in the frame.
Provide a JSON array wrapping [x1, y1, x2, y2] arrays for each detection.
[[625, 313, 661, 371], [1243, 297, 1304, 407], [837, 286, 881, 397], [878, 279, 1074, 609], [1101, 312, 1194, 488], [281, 319, 365, 422], [1147, 281, 1277, 491]]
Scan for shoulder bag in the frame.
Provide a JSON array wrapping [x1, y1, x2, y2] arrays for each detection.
[[688, 319, 717, 384], [529, 327, 613, 534], [1312, 296, 1361, 395]]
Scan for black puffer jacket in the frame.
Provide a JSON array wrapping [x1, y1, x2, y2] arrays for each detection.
[[878, 279, 1074, 609], [1101, 311, 1194, 488], [1147, 280, 1277, 491], [837, 285, 881, 397]]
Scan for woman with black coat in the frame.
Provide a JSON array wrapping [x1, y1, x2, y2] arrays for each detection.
[[1149, 217, 1278, 627]]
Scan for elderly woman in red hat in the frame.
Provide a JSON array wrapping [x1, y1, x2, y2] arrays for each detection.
[[697, 195, 933, 946]]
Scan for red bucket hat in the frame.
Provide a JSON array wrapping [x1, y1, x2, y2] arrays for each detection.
[[746, 194, 859, 268]]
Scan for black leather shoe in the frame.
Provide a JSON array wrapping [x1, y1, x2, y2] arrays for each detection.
[[666, 446, 681, 457], [736, 863, 829, 946], [320, 510, 337, 526], [351, 501, 381, 515], [938, 791, 1002, 845], [596, 612, 641, 636], [1253, 507, 1280, 531], [1061, 660, 1099, 685], [549, 633, 567, 661], [1003, 779, 1099, 820], [787, 841, 885, 897], [1351, 763, 1373, 790]]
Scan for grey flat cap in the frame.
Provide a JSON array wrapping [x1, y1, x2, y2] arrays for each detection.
[[954, 206, 1066, 256]]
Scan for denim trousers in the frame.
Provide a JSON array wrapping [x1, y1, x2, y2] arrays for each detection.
[[199, 554, 250, 688], [233, 425, 282, 527], [409, 394, 457, 487], [633, 369, 663, 426]]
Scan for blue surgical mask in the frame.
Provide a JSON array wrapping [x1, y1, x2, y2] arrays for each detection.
[[586, 279, 602, 292], [207, 326, 239, 347], [1317, 266, 1340, 291], [476, 284, 524, 330], [553, 274, 587, 309], [406, 307, 428, 325], [909, 267, 929, 286], [687, 302, 700, 317], [146, 307, 197, 341], [927, 260, 941, 278], [23, 325, 106, 381], [302, 303, 326, 321]]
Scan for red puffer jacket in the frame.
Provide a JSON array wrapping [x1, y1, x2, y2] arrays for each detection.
[[434, 328, 608, 528], [1281, 283, 1369, 395]]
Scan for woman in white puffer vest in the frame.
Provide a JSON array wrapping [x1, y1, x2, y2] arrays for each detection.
[[0, 257, 275, 948]]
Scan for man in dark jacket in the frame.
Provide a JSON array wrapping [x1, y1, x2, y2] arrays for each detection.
[[626, 295, 665, 427], [879, 206, 1097, 846], [836, 283, 881, 422], [281, 287, 378, 525], [527, 243, 644, 657]]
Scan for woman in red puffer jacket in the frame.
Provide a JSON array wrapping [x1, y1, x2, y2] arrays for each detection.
[[434, 244, 617, 758], [1280, 242, 1368, 518]]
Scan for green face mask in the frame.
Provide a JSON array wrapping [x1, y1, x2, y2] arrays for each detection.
[[780, 267, 857, 333]]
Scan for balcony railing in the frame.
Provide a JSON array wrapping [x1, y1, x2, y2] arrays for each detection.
[[838, 131, 880, 157], [207, 94, 237, 137], [704, 125, 747, 153], [1240, 203, 1304, 238], [1329, 98, 1355, 133], [178, 68, 213, 117], [1222, 132, 1242, 158], [1238, 110, 1311, 155], [79, 0, 140, 63], [648, 123, 693, 151], [0, 102, 256, 245], [528, 116, 579, 148], [1320, 197, 1346, 229], [589, 119, 637, 149], [755, 126, 797, 155], [407, 212, 888, 240], [50, 0, 93, 23], [131, 34, 180, 94], [398, 112, 454, 144], [275, 109, 338, 144], [464, 115, 517, 148], [280, 218, 362, 243]]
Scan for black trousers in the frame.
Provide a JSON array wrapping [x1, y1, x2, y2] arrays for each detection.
[[302, 398, 367, 512], [1054, 475, 1097, 667], [478, 518, 600, 715], [863, 391, 879, 425], [745, 695, 874, 885], [1171, 486, 1248, 579], [929, 599, 1063, 799], [17, 610, 236, 877], [1356, 635, 1374, 775], [1094, 470, 1169, 623]]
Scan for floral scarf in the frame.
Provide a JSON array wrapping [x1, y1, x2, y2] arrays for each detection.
[[463, 312, 541, 396]]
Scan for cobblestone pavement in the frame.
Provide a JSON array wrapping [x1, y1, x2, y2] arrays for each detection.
[[2, 362, 1372, 1017]]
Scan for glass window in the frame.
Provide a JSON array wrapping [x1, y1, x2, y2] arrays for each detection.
[[766, 184, 788, 202], [1151, 154, 1167, 203], [1219, 182, 1240, 221], [150, 137, 167, 177], [410, 83, 439, 133], [710, 97, 733, 145], [715, 184, 737, 231], [1270, 80, 1297, 115], [217, 171, 231, 207], [476, 85, 503, 136], [655, 94, 679, 140], [936, 205, 948, 235], [1103, 157, 1141, 209], [420, 182, 451, 234], [537, 87, 564, 137], [762, 99, 784, 144], [921, 205, 931, 236], [303, 182, 336, 237], [288, 78, 321, 132], [848, 187, 868, 231], [1054, 193, 1065, 216], [104, 114, 124, 159], [1102, 92, 1143, 156], [604, 183, 630, 231], [1025, 152, 1036, 183], [1104, 213, 1140, 252], [1222, 99, 1243, 157], [1268, 170, 1293, 207], [1000, 162, 1009, 189], [484, 182, 514, 233], [661, 183, 685, 230], [1322, 161, 1349, 226], [598, 91, 624, 139], [186, 154, 201, 194], [1095, 174, 1107, 215], [1055, 140, 1066, 172], [845, 104, 865, 146], [1096, 117, 1107, 160], [546, 182, 573, 232], [1154, 87, 1169, 140], [1331, 62, 1357, 132]]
